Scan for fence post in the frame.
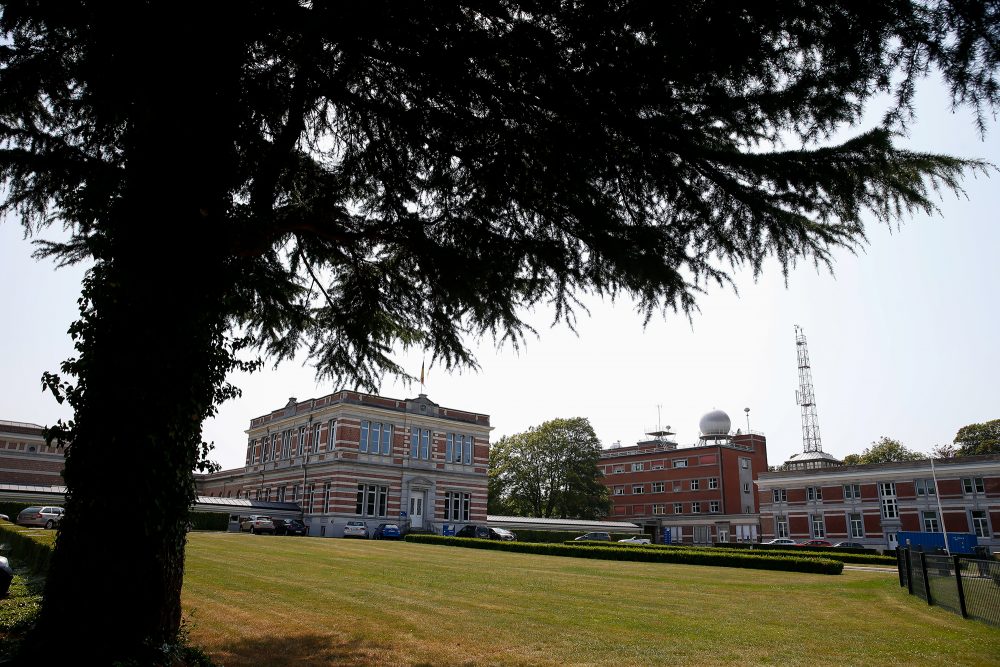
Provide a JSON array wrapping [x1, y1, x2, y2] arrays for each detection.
[[953, 555, 968, 618], [906, 548, 914, 595], [919, 551, 932, 605], [897, 548, 905, 587]]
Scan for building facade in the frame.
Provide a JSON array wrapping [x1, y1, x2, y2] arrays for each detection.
[[198, 391, 491, 537], [0, 420, 65, 486], [757, 455, 1000, 551], [599, 415, 768, 544]]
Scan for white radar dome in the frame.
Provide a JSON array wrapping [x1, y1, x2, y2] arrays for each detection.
[[699, 410, 731, 436]]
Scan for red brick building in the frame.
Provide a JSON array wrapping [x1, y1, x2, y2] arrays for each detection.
[[0, 420, 65, 486], [756, 455, 1000, 551], [599, 411, 769, 544], [197, 391, 490, 537]]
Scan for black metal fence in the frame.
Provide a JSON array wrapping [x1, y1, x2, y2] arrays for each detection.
[[897, 546, 1000, 627]]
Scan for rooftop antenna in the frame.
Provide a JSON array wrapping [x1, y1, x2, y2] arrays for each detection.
[[794, 325, 823, 453], [656, 404, 662, 433]]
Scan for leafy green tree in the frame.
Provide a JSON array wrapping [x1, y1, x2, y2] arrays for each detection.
[[489, 418, 611, 520], [1, 2, 998, 663], [844, 437, 927, 464], [931, 442, 957, 459], [953, 419, 1000, 456]]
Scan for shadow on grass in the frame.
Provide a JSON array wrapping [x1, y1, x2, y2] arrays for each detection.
[[211, 633, 404, 667]]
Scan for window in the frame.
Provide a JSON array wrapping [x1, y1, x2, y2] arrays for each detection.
[[850, 513, 864, 539], [312, 423, 322, 454], [971, 510, 990, 538], [672, 481, 682, 492], [444, 492, 471, 521], [922, 511, 940, 533], [613, 486, 625, 495], [307, 484, 315, 513], [672, 459, 688, 468], [807, 486, 822, 501], [811, 514, 825, 538], [652, 504, 665, 515], [652, 462, 664, 471], [691, 502, 701, 513], [843, 484, 861, 500], [371, 422, 381, 453], [613, 465, 624, 474], [651, 482, 665, 493], [282, 430, 291, 458], [410, 428, 431, 459], [690, 479, 700, 491], [360, 421, 369, 453], [879, 482, 898, 519], [326, 419, 336, 450], [740, 457, 750, 469], [444, 433, 473, 465], [298, 426, 307, 456], [632, 462, 644, 472], [356, 484, 388, 517], [963, 477, 986, 494], [772, 489, 787, 503], [710, 500, 720, 513], [776, 517, 789, 538], [914, 478, 936, 496], [323, 483, 331, 513], [632, 484, 644, 494], [742, 482, 751, 493], [708, 477, 719, 490], [381, 424, 392, 455], [291, 484, 298, 502], [673, 503, 683, 514], [278, 486, 286, 502]]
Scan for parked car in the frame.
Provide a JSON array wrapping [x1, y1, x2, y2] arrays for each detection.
[[762, 538, 797, 546], [0, 514, 8, 522], [239, 515, 275, 535], [833, 541, 866, 549], [16, 506, 63, 529], [344, 520, 368, 538], [798, 539, 833, 548], [454, 525, 516, 541], [272, 518, 307, 536], [618, 536, 652, 545], [574, 532, 611, 542], [372, 523, 402, 540]]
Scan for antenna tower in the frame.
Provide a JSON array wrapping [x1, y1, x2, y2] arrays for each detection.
[[794, 325, 823, 453]]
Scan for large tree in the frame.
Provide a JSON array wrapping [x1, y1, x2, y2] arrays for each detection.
[[488, 418, 611, 519], [1, 2, 998, 663], [953, 418, 1000, 456], [842, 436, 927, 465]]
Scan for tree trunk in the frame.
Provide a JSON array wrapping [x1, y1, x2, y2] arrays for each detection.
[[25, 12, 244, 662]]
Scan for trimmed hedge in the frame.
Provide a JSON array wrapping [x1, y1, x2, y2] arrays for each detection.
[[505, 529, 642, 544], [711, 541, 877, 556], [566, 540, 894, 566], [406, 534, 843, 575], [189, 511, 230, 531], [0, 523, 55, 574]]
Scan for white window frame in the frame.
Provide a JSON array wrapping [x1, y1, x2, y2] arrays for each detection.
[[971, 510, 990, 538], [632, 462, 644, 472], [672, 459, 688, 469], [811, 514, 825, 538], [772, 489, 787, 503], [691, 502, 700, 514], [613, 486, 625, 495], [879, 482, 898, 519], [776, 516, 789, 538], [922, 511, 940, 533], [673, 503, 683, 514], [710, 500, 720, 513], [652, 504, 665, 515], [632, 484, 644, 495], [651, 482, 665, 493], [708, 477, 718, 490], [690, 479, 700, 491], [850, 513, 864, 538]]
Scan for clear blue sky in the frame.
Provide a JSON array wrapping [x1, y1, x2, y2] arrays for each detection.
[[1, 78, 997, 471]]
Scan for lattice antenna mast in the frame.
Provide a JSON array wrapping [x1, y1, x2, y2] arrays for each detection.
[[794, 325, 823, 453]]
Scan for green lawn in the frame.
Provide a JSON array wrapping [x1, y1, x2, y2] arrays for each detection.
[[182, 532, 1000, 666]]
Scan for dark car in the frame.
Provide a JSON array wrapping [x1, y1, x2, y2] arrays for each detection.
[[373, 523, 402, 540], [455, 525, 516, 541], [272, 518, 307, 536], [574, 531, 611, 542], [833, 541, 866, 549]]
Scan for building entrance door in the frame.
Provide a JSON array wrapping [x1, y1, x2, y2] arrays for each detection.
[[410, 493, 425, 529], [886, 532, 898, 551]]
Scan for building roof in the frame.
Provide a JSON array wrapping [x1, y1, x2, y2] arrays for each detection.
[[486, 515, 641, 533], [758, 454, 1000, 485], [0, 420, 44, 430]]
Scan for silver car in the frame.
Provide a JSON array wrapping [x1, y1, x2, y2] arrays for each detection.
[[16, 506, 64, 529]]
